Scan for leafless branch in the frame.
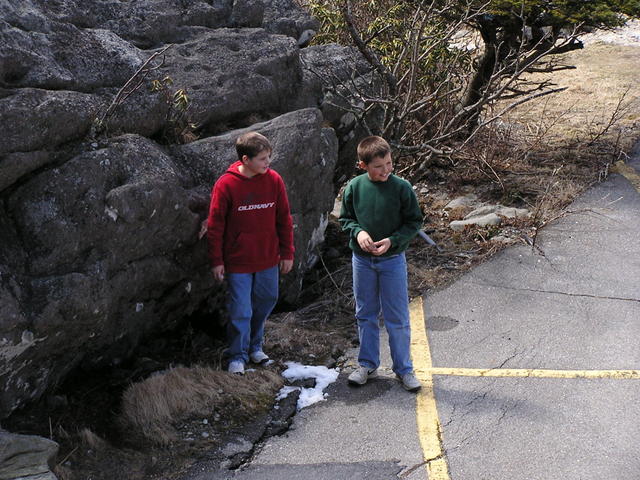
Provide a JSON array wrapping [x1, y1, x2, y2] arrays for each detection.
[[586, 87, 632, 146], [95, 45, 172, 133]]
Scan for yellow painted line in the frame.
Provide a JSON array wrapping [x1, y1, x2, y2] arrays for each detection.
[[409, 299, 451, 480], [421, 367, 640, 379], [611, 160, 640, 192]]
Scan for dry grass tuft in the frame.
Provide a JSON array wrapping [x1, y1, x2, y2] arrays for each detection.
[[119, 366, 283, 445], [265, 303, 355, 364]]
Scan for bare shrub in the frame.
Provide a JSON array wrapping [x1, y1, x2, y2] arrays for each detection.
[[119, 366, 283, 445]]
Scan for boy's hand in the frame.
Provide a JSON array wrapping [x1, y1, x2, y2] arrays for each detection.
[[280, 259, 293, 274], [356, 231, 375, 253], [371, 238, 391, 256], [212, 265, 225, 282]]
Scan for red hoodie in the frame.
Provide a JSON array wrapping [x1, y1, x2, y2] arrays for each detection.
[[207, 161, 294, 273]]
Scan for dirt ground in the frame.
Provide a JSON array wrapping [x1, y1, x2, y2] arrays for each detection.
[[4, 24, 640, 480]]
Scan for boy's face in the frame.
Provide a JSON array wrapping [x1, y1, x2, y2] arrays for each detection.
[[241, 149, 271, 177], [359, 152, 393, 182]]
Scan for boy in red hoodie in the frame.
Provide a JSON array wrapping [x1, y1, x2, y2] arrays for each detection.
[[207, 132, 294, 374]]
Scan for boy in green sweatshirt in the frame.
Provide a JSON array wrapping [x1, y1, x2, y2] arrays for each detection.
[[339, 136, 423, 391]]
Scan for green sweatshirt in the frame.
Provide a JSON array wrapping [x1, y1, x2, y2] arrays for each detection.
[[339, 173, 423, 257]]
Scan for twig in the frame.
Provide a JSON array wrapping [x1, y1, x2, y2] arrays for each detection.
[[586, 87, 631, 146], [315, 248, 352, 301], [95, 45, 172, 134], [56, 446, 78, 468], [529, 167, 560, 250]]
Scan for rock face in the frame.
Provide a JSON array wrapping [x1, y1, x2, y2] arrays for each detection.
[[0, 0, 367, 418]]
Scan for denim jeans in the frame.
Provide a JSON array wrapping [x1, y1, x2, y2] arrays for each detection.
[[352, 252, 413, 375], [226, 265, 279, 363]]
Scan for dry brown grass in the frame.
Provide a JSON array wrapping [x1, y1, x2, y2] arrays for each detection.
[[500, 43, 640, 149], [432, 41, 640, 238], [265, 300, 356, 364], [119, 366, 283, 445]]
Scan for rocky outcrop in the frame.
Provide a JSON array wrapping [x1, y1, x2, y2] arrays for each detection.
[[157, 29, 301, 131], [0, 107, 336, 418], [0, 0, 370, 419]]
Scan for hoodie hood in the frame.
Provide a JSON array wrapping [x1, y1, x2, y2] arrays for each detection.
[[225, 160, 269, 180]]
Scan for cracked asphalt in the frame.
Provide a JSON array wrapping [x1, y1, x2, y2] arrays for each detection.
[[191, 147, 640, 480], [423, 148, 640, 479]]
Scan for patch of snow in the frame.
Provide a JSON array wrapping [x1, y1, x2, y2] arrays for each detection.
[[278, 362, 340, 410], [276, 385, 300, 402], [582, 19, 640, 47]]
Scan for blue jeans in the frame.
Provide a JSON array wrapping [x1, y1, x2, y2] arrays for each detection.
[[226, 265, 279, 363], [352, 252, 413, 376]]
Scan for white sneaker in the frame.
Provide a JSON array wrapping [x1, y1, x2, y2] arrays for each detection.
[[228, 360, 245, 374], [249, 350, 270, 364], [347, 366, 378, 385], [397, 372, 421, 392]]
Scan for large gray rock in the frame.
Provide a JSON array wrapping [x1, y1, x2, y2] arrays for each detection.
[[0, 109, 336, 418], [2, 135, 207, 415], [0, 27, 305, 158], [262, 0, 319, 38], [0, 89, 100, 156], [0, 430, 58, 480], [158, 29, 301, 132], [4, 0, 319, 46], [0, 20, 144, 90], [8, 0, 234, 47], [0, 0, 341, 421]]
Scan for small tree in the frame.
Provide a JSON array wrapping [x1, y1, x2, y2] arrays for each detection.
[[304, 0, 640, 165], [456, 0, 640, 126]]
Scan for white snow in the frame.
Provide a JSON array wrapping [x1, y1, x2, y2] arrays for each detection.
[[582, 19, 640, 47], [278, 362, 340, 410]]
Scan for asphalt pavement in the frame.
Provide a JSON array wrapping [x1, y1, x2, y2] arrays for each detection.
[[192, 145, 640, 480]]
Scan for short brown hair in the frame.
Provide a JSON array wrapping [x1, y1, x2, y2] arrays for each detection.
[[357, 136, 390, 164], [235, 131, 272, 160]]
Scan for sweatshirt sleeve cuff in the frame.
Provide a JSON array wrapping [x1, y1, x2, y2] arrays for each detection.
[[209, 255, 224, 267]]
